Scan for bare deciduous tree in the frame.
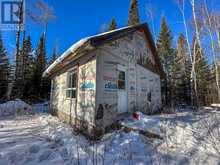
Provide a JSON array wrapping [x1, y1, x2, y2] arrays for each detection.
[[176, 0, 197, 105], [202, 0, 220, 102], [145, 1, 157, 44], [27, 0, 56, 39]]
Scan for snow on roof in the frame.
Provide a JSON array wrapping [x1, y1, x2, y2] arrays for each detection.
[[42, 37, 90, 77], [43, 23, 148, 77]]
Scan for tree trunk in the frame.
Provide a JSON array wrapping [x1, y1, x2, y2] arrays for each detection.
[[177, 0, 196, 105], [12, 0, 24, 98], [204, 0, 220, 102], [191, 0, 202, 107]]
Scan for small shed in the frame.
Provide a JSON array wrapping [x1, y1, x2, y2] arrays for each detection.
[[43, 23, 164, 137]]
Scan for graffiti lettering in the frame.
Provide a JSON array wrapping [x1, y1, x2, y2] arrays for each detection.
[[124, 50, 135, 60], [96, 104, 104, 120], [109, 41, 120, 48], [105, 82, 117, 91], [130, 86, 135, 91], [103, 76, 117, 82], [80, 81, 95, 90], [104, 61, 118, 65], [140, 77, 147, 80], [104, 103, 117, 110], [129, 101, 135, 106]]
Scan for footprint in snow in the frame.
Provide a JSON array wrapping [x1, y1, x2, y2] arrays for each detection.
[[29, 145, 40, 154]]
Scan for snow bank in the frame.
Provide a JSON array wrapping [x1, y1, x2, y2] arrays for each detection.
[[32, 102, 49, 113], [211, 103, 220, 107], [0, 100, 50, 117], [120, 110, 220, 164], [37, 115, 162, 164], [0, 99, 33, 117], [0, 107, 219, 164]]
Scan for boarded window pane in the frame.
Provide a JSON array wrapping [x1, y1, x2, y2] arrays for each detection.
[[72, 73, 77, 88], [72, 90, 76, 98], [67, 74, 72, 88], [118, 71, 125, 81], [118, 71, 125, 90], [66, 70, 77, 98], [66, 90, 71, 98], [148, 92, 152, 102], [66, 89, 76, 98], [118, 80, 125, 90]]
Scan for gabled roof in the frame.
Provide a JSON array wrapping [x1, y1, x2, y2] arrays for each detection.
[[43, 23, 165, 78]]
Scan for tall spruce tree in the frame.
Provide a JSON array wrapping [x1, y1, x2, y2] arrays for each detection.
[[172, 34, 191, 105], [22, 36, 33, 79], [0, 34, 9, 100], [109, 18, 117, 31], [33, 34, 47, 99], [128, 0, 140, 26], [49, 47, 58, 65], [157, 17, 175, 105], [192, 39, 210, 105], [13, 44, 24, 98], [21, 36, 35, 98], [12, 35, 35, 99], [208, 63, 219, 104]]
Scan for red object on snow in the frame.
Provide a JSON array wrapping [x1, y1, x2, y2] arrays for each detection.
[[132, 112, 140, 120]]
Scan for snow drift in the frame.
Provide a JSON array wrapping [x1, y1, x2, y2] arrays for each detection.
[[0, 99, 33, 117]]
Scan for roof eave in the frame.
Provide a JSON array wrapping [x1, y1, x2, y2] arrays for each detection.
[[42, 39, 93, 77]]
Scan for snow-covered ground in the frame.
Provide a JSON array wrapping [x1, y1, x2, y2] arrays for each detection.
[[0, 100, 219, 165], [122, 109, 220, 164]]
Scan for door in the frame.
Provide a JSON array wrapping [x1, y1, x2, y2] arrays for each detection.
[[117, 65, 128, 113]]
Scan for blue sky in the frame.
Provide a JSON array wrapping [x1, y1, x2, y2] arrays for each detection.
[[2, 0, 218, 62]]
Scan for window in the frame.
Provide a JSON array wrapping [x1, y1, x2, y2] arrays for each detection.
[[66, 71, 77, 98], [118, 71, 126, 90], [51, 79, 56, 91], [148, 92, 152, 102]]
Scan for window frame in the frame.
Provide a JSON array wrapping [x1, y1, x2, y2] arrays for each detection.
[[117, 65, 126, 90], [66, 69, 78, 99]]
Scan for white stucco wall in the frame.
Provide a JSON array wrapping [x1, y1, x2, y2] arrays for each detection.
[[51, 30, 162, 132], [76, 59, 96, 124], [51, 55, 97, 126], [136, 65, 161, 113], [51, 72, 76, 116], [95, 31, 162, 128]]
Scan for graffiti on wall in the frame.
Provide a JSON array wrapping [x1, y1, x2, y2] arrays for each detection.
[[129, 85, 136, 96], [123, 50, 136, 62], [95, 103, 117, 122], [140, 76, 147, 80], [135, 32, 156, 66], [104, 61, 118, 66], [141, 88, 148, 92], [79, 64, 96, 91], [96, 104, 104, 120], [77, 60, 96, 123], [130, 86, 135, 91], [129, 101, 136, 110], [104, 82, 117, 91], [109, 41, 120, 49], [80, 81, 95, 91], [106, 31, 156, 68], [128, 65, 136, 100], [103, 73, 117, 92]]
